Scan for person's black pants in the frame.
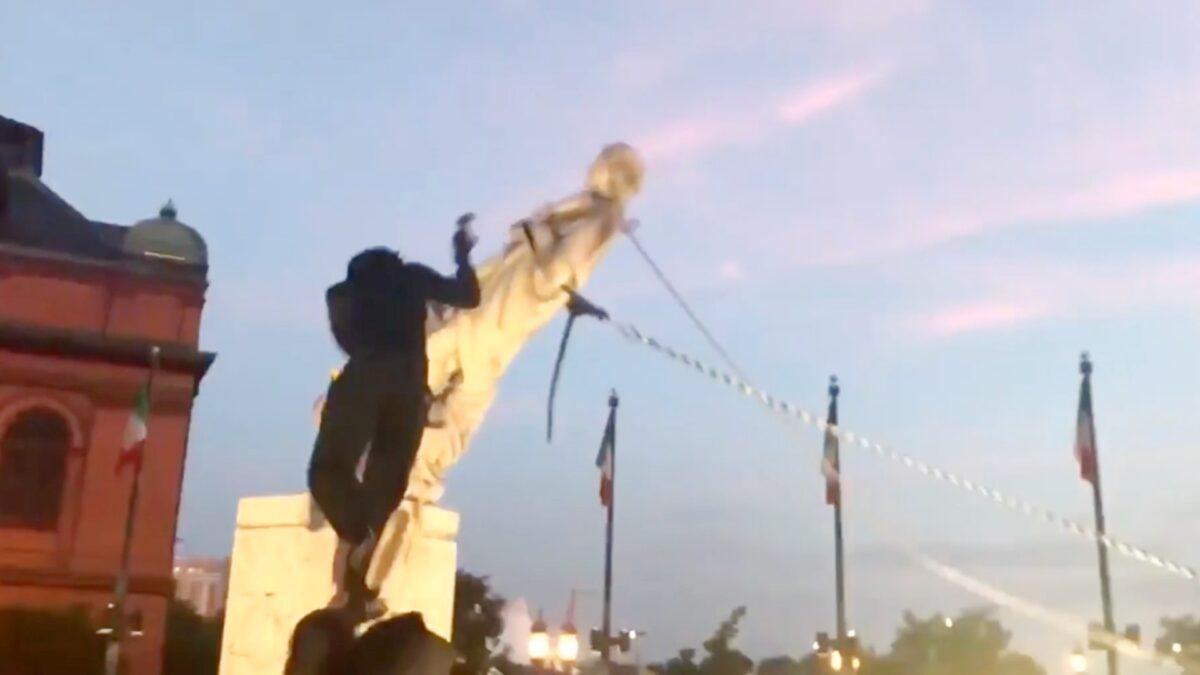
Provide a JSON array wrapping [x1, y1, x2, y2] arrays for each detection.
[[308, 354, 428, 546]]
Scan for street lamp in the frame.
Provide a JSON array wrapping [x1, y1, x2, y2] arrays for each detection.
[[1172, 642, 1184, 655], [943, 616, 954, 629], [813, 631, 861, 673], [1069, 646, 1088, 673], [529, 613, 550, 667], [557, 622, 580, 667]]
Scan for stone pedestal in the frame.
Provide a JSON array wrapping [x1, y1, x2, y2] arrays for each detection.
[[217, 494, 459, 675]]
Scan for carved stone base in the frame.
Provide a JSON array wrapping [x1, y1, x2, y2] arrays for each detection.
[[217, 494, 459, 675]]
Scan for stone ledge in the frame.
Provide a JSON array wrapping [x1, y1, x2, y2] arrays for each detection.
[[235, 493, 459, 541]]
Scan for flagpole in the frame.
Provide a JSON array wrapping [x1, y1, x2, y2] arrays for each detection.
[[105, 345, 159, 675], [1081, 354, 1118, 675], [602, 390, 618, 668], [828, 377, 847, 641]]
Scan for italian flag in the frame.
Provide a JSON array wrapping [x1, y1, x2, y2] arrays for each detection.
[[595, 406, 616, 508], [1075, 362, 1098, 485], [821, 422, 840, 507], [116, 381, 150, 472], [821, 378, 842, 507]]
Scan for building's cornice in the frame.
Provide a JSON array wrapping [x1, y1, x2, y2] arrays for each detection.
[[0, 241, 208, 291], [0, 321, 215, 387]]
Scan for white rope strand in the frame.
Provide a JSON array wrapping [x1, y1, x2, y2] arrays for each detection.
[[625, 229, 752, 383], [610, 320, 1200, 584]]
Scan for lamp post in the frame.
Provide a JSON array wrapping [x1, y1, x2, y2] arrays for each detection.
[[813, 631, 861, 673], [529, 613, 551, 670], [105, 346, 159, 675], [527, 612, 581, 673], [557, 622, 580, 673]]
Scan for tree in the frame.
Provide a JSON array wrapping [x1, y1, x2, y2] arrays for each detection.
[[451, 569, 507, 675], [1156, 615, 1200, 675], [650, 608, 753, 675], [757, 654, 831, 675], [650, 648, 702, 675], [757, 655, 809, 675], [863, 609, 1044, 675], [699, 607, 754, 675], [0, 606, 105, 674], [162, 600, 224, 675]]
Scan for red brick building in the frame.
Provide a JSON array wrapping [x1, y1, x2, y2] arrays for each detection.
[[0, 115, 214, 674]]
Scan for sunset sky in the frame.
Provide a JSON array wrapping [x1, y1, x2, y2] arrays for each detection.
[[4, 2, 1199, 671]]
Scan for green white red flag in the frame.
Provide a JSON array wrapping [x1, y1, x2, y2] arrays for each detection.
[[595, 405, 616, 508], [821, 379, 841, 506], [1075, 357, 1098, 485], [116, 381, 150, 472]]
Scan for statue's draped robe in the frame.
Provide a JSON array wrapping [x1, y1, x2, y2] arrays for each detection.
[[405, 192, 625, 502]]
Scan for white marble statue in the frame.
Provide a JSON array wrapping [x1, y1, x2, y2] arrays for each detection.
[[218, 148, 644, 675], [408, 142, 644, 503]]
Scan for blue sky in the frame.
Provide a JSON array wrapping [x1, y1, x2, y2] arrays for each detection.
[[4, 1, 1200, 670]]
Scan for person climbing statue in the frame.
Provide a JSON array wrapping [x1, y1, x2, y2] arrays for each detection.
[[310, 213, 480, 615]]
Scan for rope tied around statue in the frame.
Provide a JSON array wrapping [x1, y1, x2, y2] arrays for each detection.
[[515, 218, 611, 442]]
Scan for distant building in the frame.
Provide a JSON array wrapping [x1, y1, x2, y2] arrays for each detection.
[[173, 557, 229, 618], [0, 114, 215, 675]]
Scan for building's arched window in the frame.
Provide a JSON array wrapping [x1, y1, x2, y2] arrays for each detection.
[[0, 407, 70, 530]]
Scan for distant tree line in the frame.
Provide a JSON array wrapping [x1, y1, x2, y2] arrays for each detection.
[[2, 578, 1196, 675], [650, 607, 1200, 675]]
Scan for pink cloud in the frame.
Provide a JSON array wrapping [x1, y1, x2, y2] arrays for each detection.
[[919, 301, 1051, 337], [635, 65, 891, 163], [812, 168, 1200, 269], [1040, 170, 1200, 223], [776, 68, 888, 125], [907, 253, 1200, 340], [636, 117, 754, 162]]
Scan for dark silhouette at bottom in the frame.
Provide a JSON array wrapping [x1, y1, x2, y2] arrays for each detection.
[[285, 609, 454, 675]]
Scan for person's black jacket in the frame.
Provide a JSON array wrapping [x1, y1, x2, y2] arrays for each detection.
[[327, 248, 480, 361]]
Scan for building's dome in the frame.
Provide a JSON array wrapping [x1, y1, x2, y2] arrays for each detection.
[[123, 200, 207, 265]]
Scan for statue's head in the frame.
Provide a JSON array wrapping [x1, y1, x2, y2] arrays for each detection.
[[586, 143, 644, 204]]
